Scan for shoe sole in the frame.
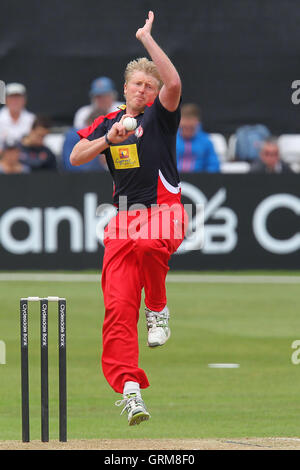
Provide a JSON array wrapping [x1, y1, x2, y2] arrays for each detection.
[[148, 341, 163, 348], [129, 412, 150, 426]]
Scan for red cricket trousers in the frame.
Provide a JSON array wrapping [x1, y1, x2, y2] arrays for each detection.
[[101, 203, 187, 393]]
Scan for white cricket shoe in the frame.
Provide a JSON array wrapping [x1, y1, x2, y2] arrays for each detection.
[[145, 306, 171, 347], [115, 393, 150, 426]]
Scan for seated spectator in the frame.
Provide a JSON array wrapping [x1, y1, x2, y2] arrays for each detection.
[[0, 139, 30, 174], [0, 83, 35, 149], [250, 137, 294, 174], [19, 115, 57, 171], [234, 124, 271, 162], [62, 109, 108, 172], [176, 104, 220, 172], [73, 76, 123, 129]]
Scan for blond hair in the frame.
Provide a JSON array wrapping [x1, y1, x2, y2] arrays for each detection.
[[124, 57, 163, 89]]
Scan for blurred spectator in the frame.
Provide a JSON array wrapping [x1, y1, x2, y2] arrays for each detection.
[[62, 109, 108, 172], [0, 83, 35, 149], [250, 137, 294, 174], [0, 139, 30, 174], [73, 76, 123, 129], [176, 104, 220, 173], [235, 124, 271, 162], [19, 115, 57, 171]]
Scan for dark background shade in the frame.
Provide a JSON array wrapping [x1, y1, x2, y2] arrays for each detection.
[[0, 0, 300, 135]]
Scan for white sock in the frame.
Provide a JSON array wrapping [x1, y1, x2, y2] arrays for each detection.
[[123, 381, 141, 397]]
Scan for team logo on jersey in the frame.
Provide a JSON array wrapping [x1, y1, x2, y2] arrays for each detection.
[[110, 144, 140, 169], [135, 125, 144, 138], [119, 148, 129, 159]]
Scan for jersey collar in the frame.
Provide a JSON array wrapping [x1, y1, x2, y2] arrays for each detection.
[[118, 101, 153, 115]]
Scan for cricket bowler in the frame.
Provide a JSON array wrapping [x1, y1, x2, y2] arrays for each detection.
[[70, 11, 187, 426]]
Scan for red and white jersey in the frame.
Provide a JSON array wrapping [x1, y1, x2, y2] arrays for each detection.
[[78, 96, 182, 208]]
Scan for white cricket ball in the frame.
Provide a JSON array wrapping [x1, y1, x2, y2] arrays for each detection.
[[123, 117, 137, 131]]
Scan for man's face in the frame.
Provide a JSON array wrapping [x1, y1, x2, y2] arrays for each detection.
[[124, 71, 160, 114], [30, 126, 49, 146], [6, 94, 26, 114], [260, 142, 280, 170], [179, 116, 199, 139], [92, 94, 114, 113], [3, 147, 20, 163]]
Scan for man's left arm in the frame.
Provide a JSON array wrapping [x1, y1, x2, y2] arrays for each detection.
[[136, 11, 181, 112]]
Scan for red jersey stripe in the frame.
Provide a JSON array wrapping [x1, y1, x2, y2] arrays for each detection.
[[77, 109, 123, 140], [156, 174, 181, 206]]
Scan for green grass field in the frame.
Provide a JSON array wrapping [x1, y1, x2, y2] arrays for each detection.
[[1, 272, 300, 441]]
